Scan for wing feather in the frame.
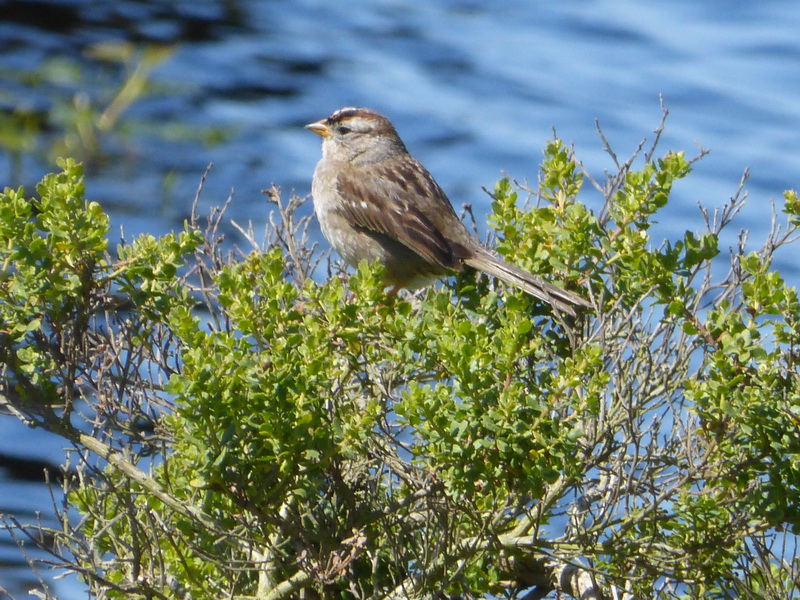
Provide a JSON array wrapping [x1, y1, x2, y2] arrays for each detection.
[[334, 157, 465, 270]]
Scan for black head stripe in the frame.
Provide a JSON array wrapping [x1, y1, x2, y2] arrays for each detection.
[[328, 107, 370, 124]]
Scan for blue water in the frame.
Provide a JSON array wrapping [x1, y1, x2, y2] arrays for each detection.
[[1, 1, 799, 597]]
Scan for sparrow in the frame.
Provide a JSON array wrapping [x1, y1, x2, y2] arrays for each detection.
[[306, 107, 589, 315]]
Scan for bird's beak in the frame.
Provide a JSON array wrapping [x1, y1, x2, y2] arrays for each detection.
[[305, 119, 331, 138]]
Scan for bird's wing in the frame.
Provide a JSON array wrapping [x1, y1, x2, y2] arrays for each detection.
[[333, 157, 467, 270]]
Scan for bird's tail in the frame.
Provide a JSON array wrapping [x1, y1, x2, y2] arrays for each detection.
[[465, 251, 590, 317]]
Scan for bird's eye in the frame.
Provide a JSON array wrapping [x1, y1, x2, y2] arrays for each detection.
[[336, 126, 352, 135]]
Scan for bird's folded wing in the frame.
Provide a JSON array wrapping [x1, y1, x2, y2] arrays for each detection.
[[334, 164, 463, 270]]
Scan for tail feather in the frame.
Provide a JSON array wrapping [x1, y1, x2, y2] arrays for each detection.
[[464, 251, 590, 317]]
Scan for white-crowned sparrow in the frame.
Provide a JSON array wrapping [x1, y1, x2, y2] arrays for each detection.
[[306, 107, 590, 316]]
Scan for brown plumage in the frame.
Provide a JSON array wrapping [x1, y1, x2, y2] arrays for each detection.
[[306, 107, 590, 316]]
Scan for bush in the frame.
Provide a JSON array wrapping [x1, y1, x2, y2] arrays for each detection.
[[1, 119, 799, 599]]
